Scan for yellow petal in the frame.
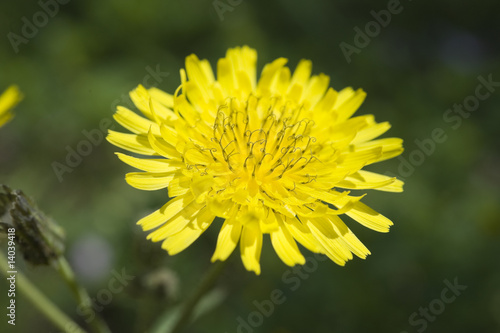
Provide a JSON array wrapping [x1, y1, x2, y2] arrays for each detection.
[[275, 67, 291, 95], [314, 87, 338, 114], [200, 59, 216, 85], [0, 85, 22, 112], [167, 175, 191, 197], [328, 215, 370, 259], [186, 54, 214, 90], [239, 46, 257, 88], [256, 58, 288, 96], [354, 137, 403, 152], [206, 197, 236, 219], [296, 186, 350, 208], [113, 106, 160, 135], [147, 202, 203, 241], [160, 124, 178, 146], [259, 206, 280, 233], [270, 213, 305, 266], [107, 131, 157, 155], [129, 84, 155, 120], [138, 194, 194, 230], [174, 94, 200, 126], [303, 216, 350, 265], [0, 85, 22, 127], [184, 81, 209, 112], [352, 121, 391, 144], [288, 59, 312, 93], [344, 201, 394, 232], [337, 147, 382, 170], [337, 170, 404, 192], [282, 215, 322, 253], [236, 70, 253, 96], [334, 87, 355, 108], [304, 73, 330, 107], [184, 148, 214, 165], [294, 202, 328, 218], [161, 207, 215, 255], [334, 88, 366, 122], [147, 128, 181, 159], [217, 57, 236, 95], [116, 152, 182, 172], [125, 171, 177, 191], [240, 222, 263, 275], [211, 218, 242, 262], [148, 87, 174, 108]]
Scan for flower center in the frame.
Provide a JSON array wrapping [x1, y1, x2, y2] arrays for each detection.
[[186, 95, 321, 201]]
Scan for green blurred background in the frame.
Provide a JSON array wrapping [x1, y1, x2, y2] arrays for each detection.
[[1, 0, 499, 332]]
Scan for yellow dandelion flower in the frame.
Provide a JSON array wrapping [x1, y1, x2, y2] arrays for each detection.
[[107, 46, 404, 275], [0, 85, 23, 128]]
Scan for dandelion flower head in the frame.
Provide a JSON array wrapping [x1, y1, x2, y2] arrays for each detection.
[[107, 46, 404, 275]]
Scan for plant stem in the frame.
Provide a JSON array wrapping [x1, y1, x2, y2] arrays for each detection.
[[0, 252, 86, 333], [172, 260, 227, 333], [52, 256, 112, 333], [153, 260, 227, 333]]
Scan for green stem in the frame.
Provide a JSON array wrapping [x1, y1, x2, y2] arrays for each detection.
[[152, 260, 227, 333], [0, 252, 86, 333], [52, 257, 112, 333], [172, 260, 227, 333]]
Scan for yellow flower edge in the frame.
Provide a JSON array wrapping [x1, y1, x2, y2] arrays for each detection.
[[107, 46, 404, 275], [0, 85, 23, 128]]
